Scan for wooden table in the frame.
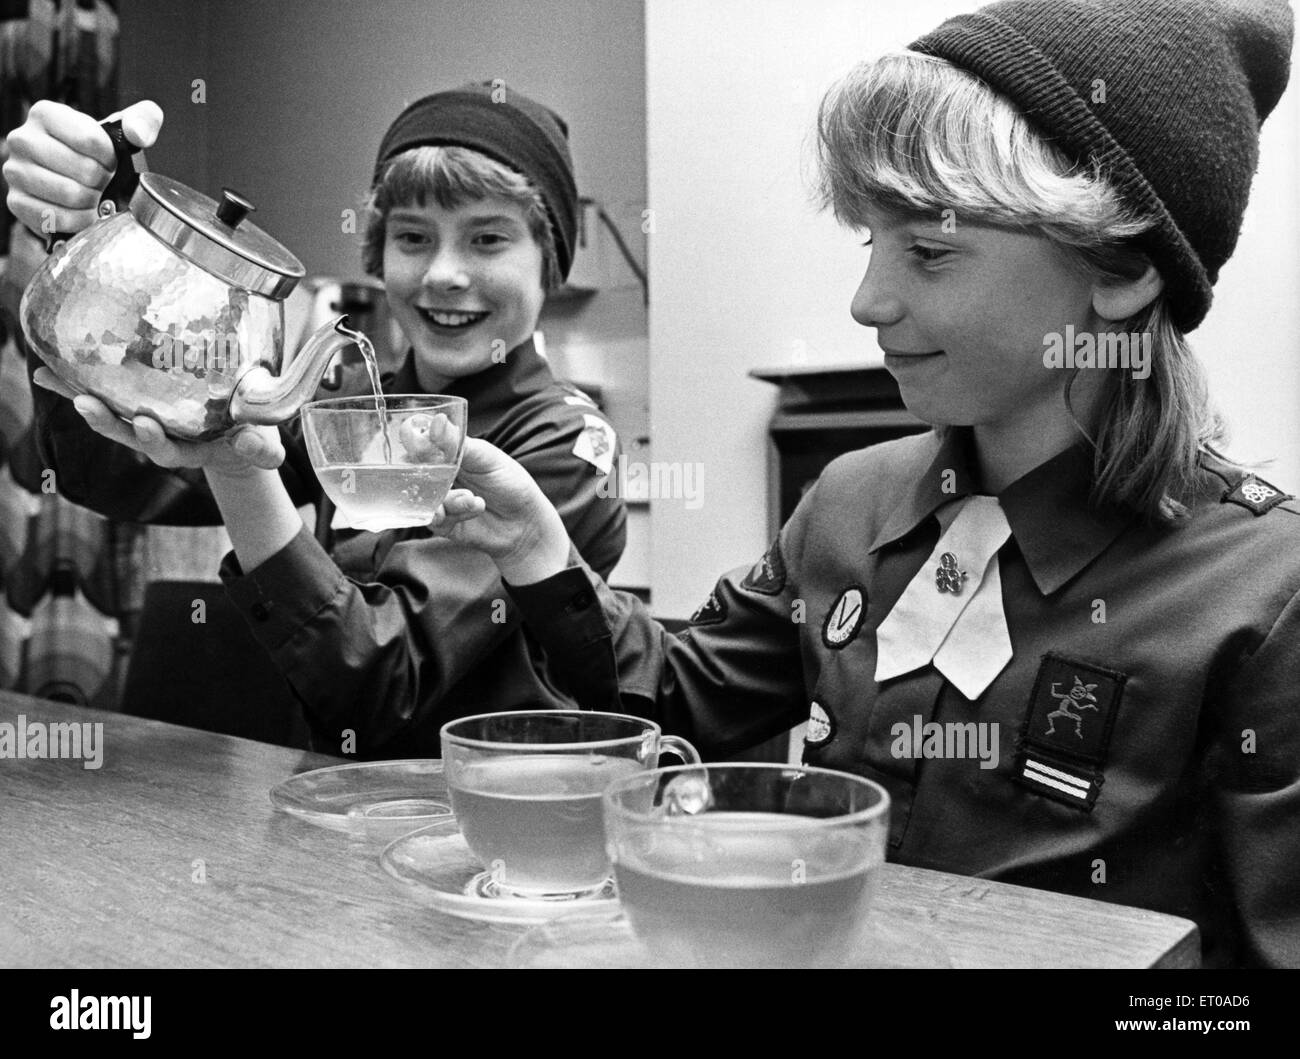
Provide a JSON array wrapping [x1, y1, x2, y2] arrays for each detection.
[[0, 692, 1200, 968]]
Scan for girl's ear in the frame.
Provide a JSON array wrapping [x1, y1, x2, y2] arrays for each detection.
[[1091, 263, 1164, 323]]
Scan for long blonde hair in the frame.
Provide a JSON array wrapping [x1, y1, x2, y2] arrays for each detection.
[[814, 51, 1227, 523]]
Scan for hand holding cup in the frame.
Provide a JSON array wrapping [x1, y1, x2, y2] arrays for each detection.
[[428, 436, 572, 585]]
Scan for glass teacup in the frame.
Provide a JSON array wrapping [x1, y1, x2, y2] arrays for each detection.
[[300, 394, 467, 532], [603, 763, 890, 967], [441, 710, 700, 900]]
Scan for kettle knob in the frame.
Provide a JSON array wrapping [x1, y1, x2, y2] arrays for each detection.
[[216, 189, 256, 229]]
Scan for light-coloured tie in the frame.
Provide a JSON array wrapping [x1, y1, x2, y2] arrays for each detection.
[[874, 495, 1014, 700]]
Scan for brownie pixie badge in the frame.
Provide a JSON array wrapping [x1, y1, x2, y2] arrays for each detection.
[[1014, 653, 1127, 811]]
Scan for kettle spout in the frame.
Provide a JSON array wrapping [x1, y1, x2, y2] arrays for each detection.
[[230, 315, 364, 425]]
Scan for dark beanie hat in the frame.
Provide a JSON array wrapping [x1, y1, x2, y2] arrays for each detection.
[[374, 82, 579, 281], [909, 0, 1293, 332]]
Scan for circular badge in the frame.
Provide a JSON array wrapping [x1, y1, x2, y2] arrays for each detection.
[[804, 701, 835, 748], [822, 586, 866, 649]]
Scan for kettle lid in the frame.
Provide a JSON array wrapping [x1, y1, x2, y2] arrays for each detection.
[[134, 173, 306, 300]]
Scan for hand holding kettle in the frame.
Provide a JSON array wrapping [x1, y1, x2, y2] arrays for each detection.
[[31, 362, 286, 476], [4, 100, 162, 240], [5, 100, 285, 474]]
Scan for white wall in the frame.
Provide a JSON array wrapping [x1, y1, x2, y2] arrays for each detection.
[[645, 0, 1300, 616], [645, 0, 879, 617], [1196, 93, 1300, 476]]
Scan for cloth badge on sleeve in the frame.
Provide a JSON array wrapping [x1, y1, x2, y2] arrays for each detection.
[[741, 538, 787, 595], [572, 414, 616, 476], [1014, 652, 1127, 812], [690, 589, 727, 626], [1222, 473, 1292, 516], [804, 700, 835, 749], [822, 586, 866, 650]]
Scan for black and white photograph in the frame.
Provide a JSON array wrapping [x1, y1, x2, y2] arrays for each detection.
[[0, 0, 1296, 1036]]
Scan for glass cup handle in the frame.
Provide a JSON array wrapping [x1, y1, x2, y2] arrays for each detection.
[[658, 735, 701, 765]]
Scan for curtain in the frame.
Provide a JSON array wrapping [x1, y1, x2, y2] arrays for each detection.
[[0, 0, 139, 708]]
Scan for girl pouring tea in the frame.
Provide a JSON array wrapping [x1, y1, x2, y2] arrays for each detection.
[[428, 0, 1299, 967], [4, 83, 627, 756]]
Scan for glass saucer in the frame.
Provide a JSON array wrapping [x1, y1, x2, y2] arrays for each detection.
[[269, 759, 451, 840], [507, 910, 955, 968], [380, 818, 619, 925]]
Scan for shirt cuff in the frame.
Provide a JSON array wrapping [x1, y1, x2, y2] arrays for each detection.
[[220, 524, 348, 650], [504, 546, 607, 643]]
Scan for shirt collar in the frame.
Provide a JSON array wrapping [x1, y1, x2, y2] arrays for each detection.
[[378, 334, 555, 435], [868, 427, 1133, 596]]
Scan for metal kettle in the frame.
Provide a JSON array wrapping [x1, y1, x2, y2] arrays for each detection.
[[19, 120, 360, 441]]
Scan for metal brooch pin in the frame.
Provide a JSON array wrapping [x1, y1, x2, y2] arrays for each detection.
[[936, 552, 968, 594]]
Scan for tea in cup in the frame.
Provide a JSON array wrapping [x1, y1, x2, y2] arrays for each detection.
[[603, 763, 890, 967], [441, 710, 700, 899], [301, 393, 466, 532]]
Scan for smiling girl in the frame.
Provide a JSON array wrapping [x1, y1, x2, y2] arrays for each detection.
[[4, 83, 627, 755], [432, 0, 1299, 967]]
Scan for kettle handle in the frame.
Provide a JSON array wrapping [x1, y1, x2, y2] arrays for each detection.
[[45, 118, 143, 252]]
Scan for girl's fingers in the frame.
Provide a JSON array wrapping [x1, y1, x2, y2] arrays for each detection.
[[70, 396, 281, 471], [399, 413, 437, 461], [430, 412, 455, 446], [3, 186, 97, 240], [4, 99, 162, 235], [130, 416, 189, 467], [430, 490, 485, 528], [3, 153, 106, 208], [229, 427, 285, 469], [441, 488, 484, 512], [458, 436, 508, 475], [399, 412, 461, 464], [72, 395, 146, 452], [112, 100, 163, 151], [25, 99, 118, 168], [32, 366, 81, 401], [429, 414, 462, 462], [71, 399, 185, 467]]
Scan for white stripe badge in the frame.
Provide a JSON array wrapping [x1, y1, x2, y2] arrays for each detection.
[[1018, 757, 1095, 801]]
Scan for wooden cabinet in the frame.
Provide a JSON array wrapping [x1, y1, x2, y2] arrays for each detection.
[[742, 364, 929, 763], [751, 364, 929, 541]]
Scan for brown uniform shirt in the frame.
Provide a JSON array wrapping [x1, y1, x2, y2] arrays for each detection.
[[30, 338, 627, 757], [508, 428, 1300, 967]]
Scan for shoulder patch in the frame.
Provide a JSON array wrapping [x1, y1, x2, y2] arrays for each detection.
[[1222, 473, 1292, 516], [572, 413, 616, 476], [740, 538, 787, 595], [690, 589, 727, 626]]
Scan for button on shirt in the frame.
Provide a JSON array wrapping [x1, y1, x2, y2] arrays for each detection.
[[507, 428, 1300, 968]]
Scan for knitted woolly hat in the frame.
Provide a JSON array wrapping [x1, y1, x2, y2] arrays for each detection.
[[374, 82, 579, 281], [909, 0, 1293, 332]]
